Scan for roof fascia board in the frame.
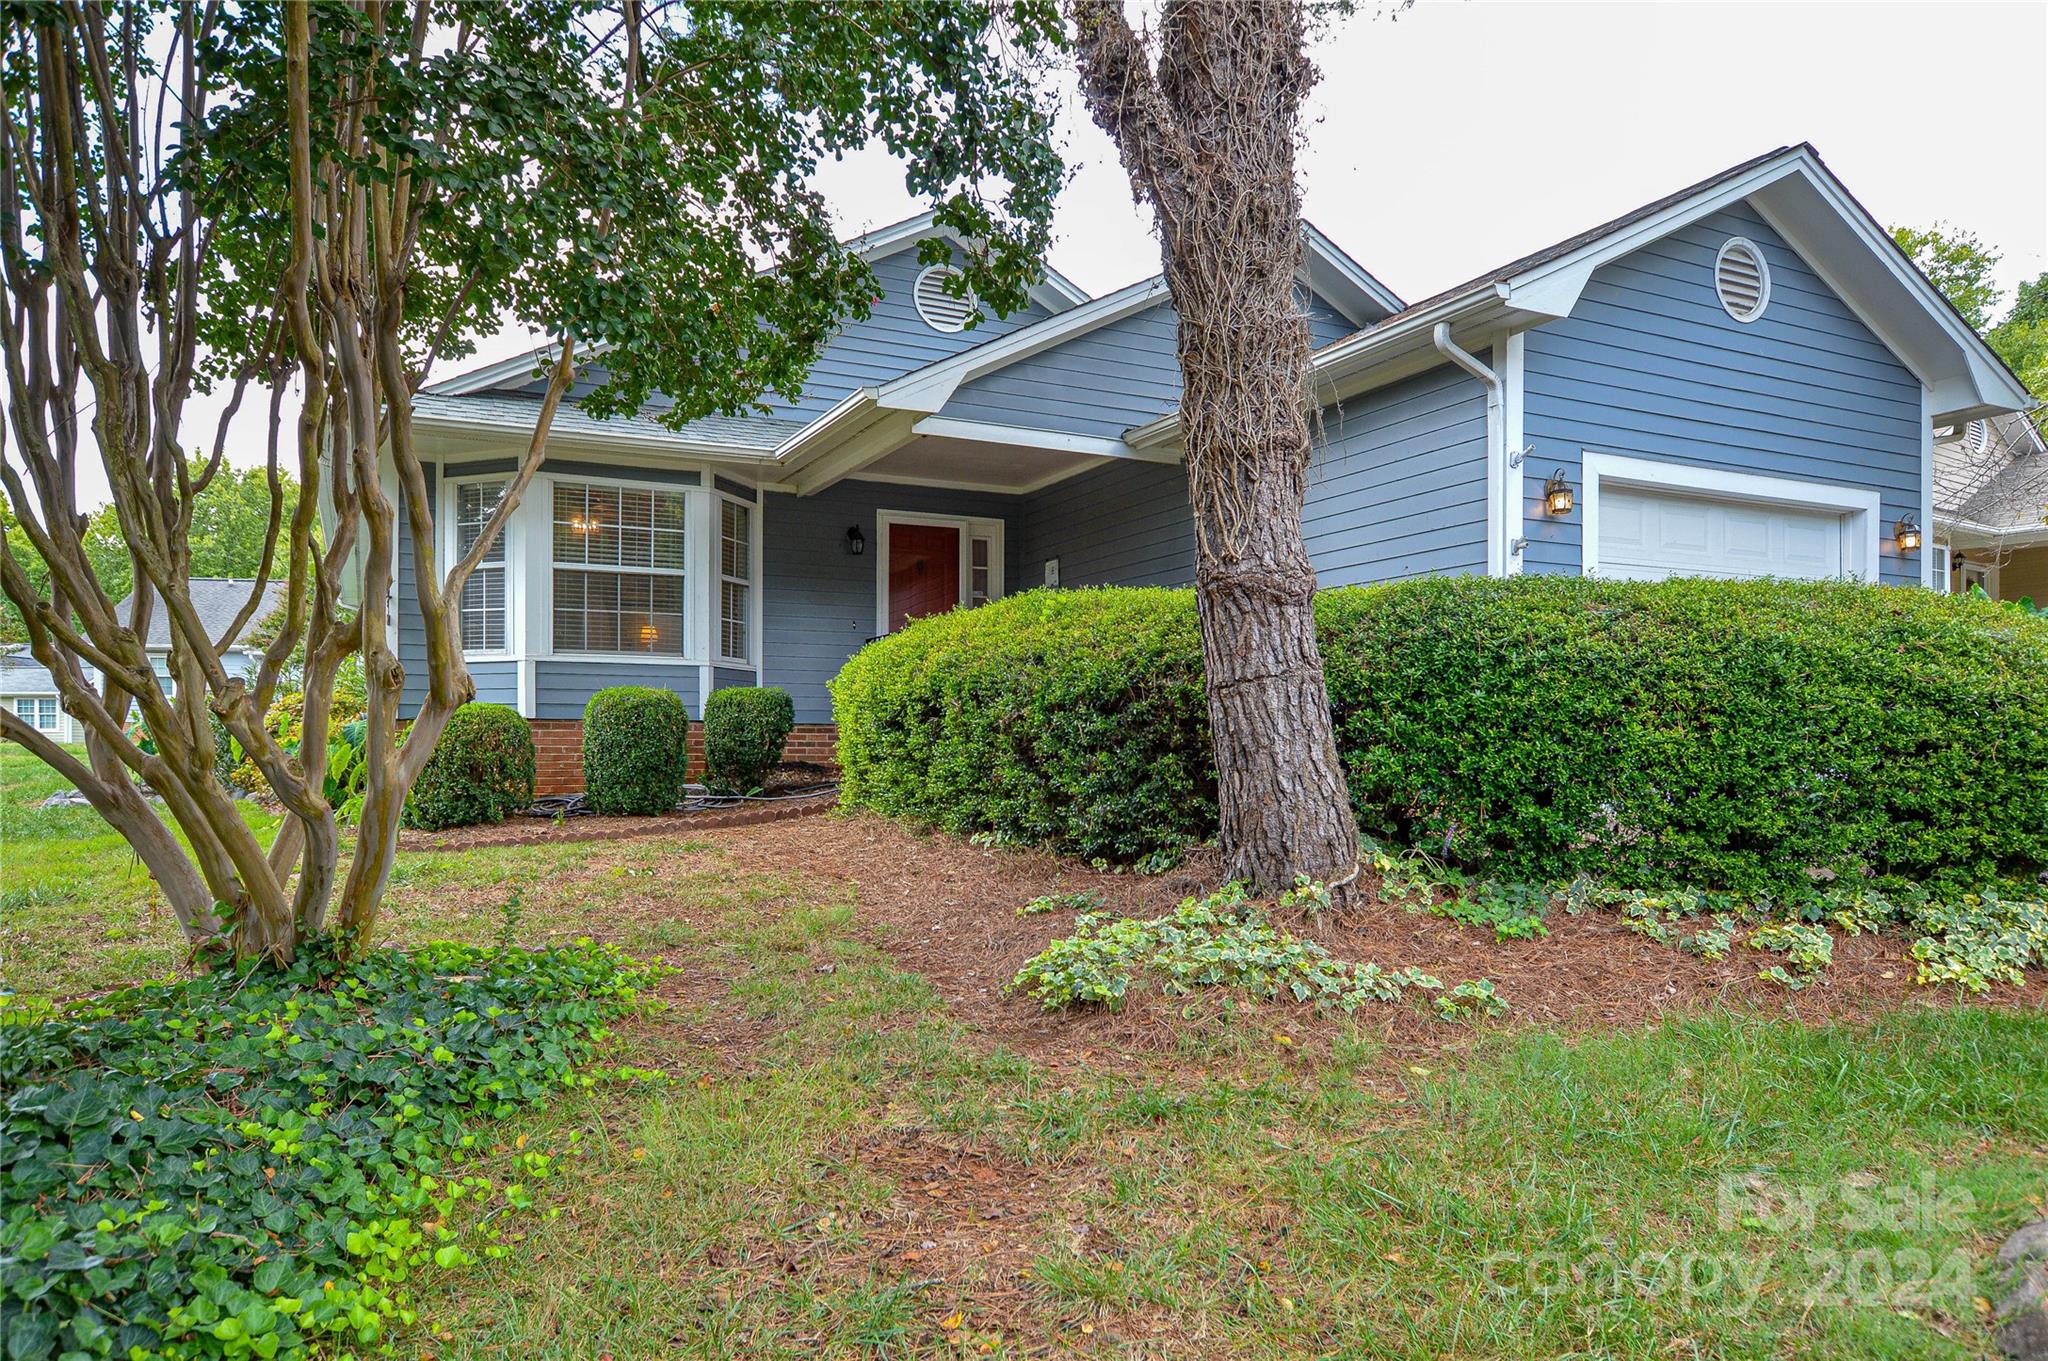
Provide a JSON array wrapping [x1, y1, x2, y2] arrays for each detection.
[[1755, 162, 2033, 413], [1301, 221, 1405, 322], [789, 409, 922, 496], [910, 415, 1179, 465], [410, 403, 776, 461]]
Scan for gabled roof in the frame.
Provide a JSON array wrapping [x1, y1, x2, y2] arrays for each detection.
[[114, 578, 290, 652], [1130, 143, 2036, 450], [0, 651, 63, 695], [427, 210, 1090, 400]]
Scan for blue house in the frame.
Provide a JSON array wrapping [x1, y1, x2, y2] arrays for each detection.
[[398, 144, 2033, 787]]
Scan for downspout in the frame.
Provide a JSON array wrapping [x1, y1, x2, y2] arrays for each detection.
[[1432, 323, 1511, 573]]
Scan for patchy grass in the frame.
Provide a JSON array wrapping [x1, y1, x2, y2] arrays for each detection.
[[0, 745, 282, 993], [4, 744, 2043, 1358]]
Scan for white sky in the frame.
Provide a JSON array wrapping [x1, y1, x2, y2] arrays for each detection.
[[63, 0, 2048, 506]]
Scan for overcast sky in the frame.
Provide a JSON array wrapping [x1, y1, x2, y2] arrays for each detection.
[[60, 0, 2048, 506]]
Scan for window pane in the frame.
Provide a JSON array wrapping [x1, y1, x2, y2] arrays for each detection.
[[457, 481, 508, 563], [721, 581, 749, 660], [721, 501, 751, 581], [553, 482, 588, 563], [460, 565, 504, 651], [553, 568, 683, 655]]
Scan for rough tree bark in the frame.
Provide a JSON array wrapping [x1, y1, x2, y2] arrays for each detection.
[[1067, 0, 1359, 896]]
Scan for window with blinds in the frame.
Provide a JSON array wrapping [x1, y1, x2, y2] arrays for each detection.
[[552, 481, 686, 654], [719, 499, 752, 662], [455, 479, 509, 652]]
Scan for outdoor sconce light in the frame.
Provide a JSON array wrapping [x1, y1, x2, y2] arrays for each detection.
[[1542, 469, 1575, 517], [846, 525, 866, 556], [1895, 514, 1922, 554]]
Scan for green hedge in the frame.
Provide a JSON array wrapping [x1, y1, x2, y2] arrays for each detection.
[[702, 686, 794, 792], [831, 579, 2048, 892], [403, 702, 536, 830], [582, 685, 689, 815]]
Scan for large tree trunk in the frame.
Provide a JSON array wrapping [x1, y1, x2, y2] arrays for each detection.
[[1070, 0, 1359, 895]]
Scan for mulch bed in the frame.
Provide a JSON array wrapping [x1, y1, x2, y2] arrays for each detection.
[[397, 768, 838, 851], [687, 811, 2046, 1064]]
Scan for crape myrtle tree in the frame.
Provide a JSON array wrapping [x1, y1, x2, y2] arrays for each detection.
[[0, 0, 1064, 960], [1066, 0, 1361, 897]]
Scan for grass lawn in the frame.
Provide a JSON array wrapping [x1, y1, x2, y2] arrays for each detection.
[[2, 745, 2043, 1358]]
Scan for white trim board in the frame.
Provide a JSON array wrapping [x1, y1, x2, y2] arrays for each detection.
[[1579, 451, 1883, 583], [872, 509, 1006, 637]]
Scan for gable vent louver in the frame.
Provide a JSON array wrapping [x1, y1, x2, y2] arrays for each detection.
[[1714, 237, 1770, 323], [913, 265, 975, 333], [1964, 419, 1990, 457]]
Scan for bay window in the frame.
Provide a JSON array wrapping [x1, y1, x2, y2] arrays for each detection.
[[551, 480, 687, 654], [455, 479, 508, 652], [719, 497, 752, 663]]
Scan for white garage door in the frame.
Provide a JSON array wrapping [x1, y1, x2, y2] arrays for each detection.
[[1597, 488, 1845, 581]]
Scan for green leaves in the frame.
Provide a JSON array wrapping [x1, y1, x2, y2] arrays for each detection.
[[836, 578, 2048, 893], [0, 941, 655, 1360], [402, 703, 536, 831], [186, 1, 1065, 423]]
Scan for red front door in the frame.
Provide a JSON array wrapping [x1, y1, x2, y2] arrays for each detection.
[[887, 523, 960, 631]]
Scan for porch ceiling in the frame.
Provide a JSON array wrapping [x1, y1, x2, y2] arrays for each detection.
[[857, 435, 1109, 494]]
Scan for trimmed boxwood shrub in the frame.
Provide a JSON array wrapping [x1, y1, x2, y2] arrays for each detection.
[[403, 702, 536, 830], [582, 685, 689, 815], [831, 579, 2048, 893], [702, 686, 795, 792]]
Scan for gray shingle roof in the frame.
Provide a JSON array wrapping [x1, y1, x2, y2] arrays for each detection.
[[412, 391, 809, 454], [0, 652, 62, 694], [113, 578, 290, 651]]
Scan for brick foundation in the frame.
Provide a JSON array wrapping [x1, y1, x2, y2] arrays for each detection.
[[528, 718, 837, 796]]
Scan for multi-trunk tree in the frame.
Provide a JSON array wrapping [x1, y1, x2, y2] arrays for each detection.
[[1067, 0, 1362, 898], [1, 0, 1064, 961]]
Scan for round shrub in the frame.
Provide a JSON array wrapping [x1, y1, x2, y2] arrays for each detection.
[[831, 579, 2048, 893], [702, 686, 795, 792], [833, 588, 1214, 862], [582, 685, 689, 815], [403, 703, 536, 830]]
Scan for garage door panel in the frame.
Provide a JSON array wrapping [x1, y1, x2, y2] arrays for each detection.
[[1598, 487, 1844, 582]]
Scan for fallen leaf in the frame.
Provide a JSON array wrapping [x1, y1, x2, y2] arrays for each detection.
[[940, 1311, 964, 1332]]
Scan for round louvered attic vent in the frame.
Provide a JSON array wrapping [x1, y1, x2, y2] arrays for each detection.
[[1714, 237, 1770, 322], [913, 265, 975, 333], [1964, 419, 1990, 457]]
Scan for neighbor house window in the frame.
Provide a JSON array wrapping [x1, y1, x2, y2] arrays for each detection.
[[12, 697, 59, 732], [552, 480, 686, 654], [455, 479, 509, 653], [719, 498, 752, 662]]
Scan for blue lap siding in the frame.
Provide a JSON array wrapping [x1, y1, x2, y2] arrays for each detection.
[[1519, 204, 1923, 584], [1307, 362, 1491, 584]]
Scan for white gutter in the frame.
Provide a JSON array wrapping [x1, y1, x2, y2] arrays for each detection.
[[1431, 323, 1512, 575]]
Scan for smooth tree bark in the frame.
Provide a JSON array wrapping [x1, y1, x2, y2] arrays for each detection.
[[1067, 0, 1360, 896]]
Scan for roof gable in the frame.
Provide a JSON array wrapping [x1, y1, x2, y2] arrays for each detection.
[[1294, 144, 2033, 426], [113, 578, 289, 652]]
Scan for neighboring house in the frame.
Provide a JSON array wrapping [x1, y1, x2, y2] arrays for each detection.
[[112, 577, 292, 692], [1, 652, 84, 744], [395, 143, 2033, 791], [1933, 412, 2048, 602]]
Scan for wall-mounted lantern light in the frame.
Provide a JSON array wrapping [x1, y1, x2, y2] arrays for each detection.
[[1894, 513, 1922, 554], [846, 525, 866, 556], [1542, 469, 1575, 517]]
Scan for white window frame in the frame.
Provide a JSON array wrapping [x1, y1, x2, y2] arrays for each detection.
[[542, 472, 698, 665], [438, 471, 519, 662], [12, 696, 60, 733], [1579, 450, 1881, 584], [714, 490, 761, 668], [873, 510, 1005, 636]]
